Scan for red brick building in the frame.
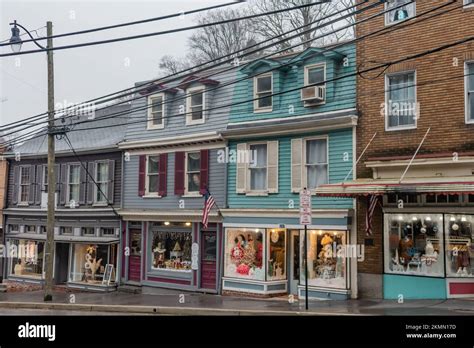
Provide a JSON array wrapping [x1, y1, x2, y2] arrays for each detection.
[[318, 0, 474, 299]]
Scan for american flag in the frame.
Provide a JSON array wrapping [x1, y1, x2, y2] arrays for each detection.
[[366, 195, 379, 236], [202, 188, 216, 229]]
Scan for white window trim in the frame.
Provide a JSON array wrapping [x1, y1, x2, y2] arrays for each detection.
[[67, 163, 81, 207], [384, 0, 416, 27], [18, 165, 31, 205], [246, 141, 269, 195], [93, 161, 109, 205], [147, 93, 165, 130], [186, 86, 206, 125], [465, 61, 474, 124], [184, 151, 202, 196], [385, 70, 418, 132], [303, 62, 327, 106], [144, 155, 162, 197], [253, 73, 273, 113], [303, 135, 329, 194], [464, 0, 474, 9]]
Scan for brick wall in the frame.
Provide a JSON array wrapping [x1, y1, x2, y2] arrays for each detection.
[[356, 0, 474, 274]]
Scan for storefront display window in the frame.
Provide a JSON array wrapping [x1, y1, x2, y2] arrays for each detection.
[[267, 229, 286, 280], [445, 214, 474, 277], [385, 213, 444, 277], [9, 239, 44, 279], [150, 231, 192, 271], [301, 230, 347, 289], [224, 229, 264, 280], [69, 244, 117, 284]]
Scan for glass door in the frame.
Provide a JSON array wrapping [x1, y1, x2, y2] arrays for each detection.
[[288, 230, 300, 295]]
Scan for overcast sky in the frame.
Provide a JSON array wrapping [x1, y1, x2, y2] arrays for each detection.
[[0, 0, 242, 127]]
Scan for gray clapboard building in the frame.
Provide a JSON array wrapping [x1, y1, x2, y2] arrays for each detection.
[[2, 105, 129, 291]]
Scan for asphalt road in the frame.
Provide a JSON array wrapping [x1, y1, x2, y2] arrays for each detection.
[[0, 308, 154, 315]]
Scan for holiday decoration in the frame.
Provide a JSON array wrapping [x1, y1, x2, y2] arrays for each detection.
[[236, 263, 250, 275], [84, 246, 103, 282]]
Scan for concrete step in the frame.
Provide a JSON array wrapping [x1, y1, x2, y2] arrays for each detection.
[[117, 284, 142, 294], [0, 283, 7, 293]]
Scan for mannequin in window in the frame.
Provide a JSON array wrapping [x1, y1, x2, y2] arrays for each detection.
[[398, 233, 413, 266]]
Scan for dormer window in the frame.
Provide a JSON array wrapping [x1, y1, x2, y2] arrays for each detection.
[[385, 0, 415, 26], [302, 63, 326, 104], [186, 87, 205, 125], [147, 93, 165, 130], [254, 74, 273, 112]]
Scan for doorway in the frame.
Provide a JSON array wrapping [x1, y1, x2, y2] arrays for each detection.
[[200, 231, 217, 290], [128, 229, 142, 282], [54, 243, 69, 284], [288, 230, 300, 295]]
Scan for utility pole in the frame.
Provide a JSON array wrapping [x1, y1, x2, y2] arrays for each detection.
[[44, 21, 55, 301]]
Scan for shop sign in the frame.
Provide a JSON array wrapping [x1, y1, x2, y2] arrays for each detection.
[[300, 189, 312, 225], [191, 242, 199, 270]]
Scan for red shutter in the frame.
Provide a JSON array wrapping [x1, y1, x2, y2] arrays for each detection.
[[199, 149, 209, 195], [174, 151, 185, 195], [138, 155, 146, 197], [158, 153, 167, 197]]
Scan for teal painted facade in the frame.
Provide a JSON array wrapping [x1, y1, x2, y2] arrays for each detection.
[[383, 274, 447, 300]]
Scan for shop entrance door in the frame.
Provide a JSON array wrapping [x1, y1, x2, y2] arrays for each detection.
[[289, 230, 300, 295], [128, 229, 142, 282], [54, 243, 69, 284], [200, 231, 217, 290]]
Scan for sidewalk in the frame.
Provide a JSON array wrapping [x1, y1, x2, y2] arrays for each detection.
[[0, 288, 473, 315]]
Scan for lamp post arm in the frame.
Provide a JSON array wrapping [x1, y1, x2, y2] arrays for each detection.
[[9, 21, 46, 50]]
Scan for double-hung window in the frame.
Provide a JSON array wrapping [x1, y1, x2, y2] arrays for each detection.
[[147, 94, 165, 129], [385, 71, 417, 130], [467, 62, 474, 123], [249, 144, 267, 191], [464, 0, 474, 8], [146, 156, 160, 194], [305, 138, 328, 189], [254, 74, 272, 111], [385, 0, 415, 25], [95, 162, 109, 203], [186, 152, 201, 194], [68, 164, 80, 204], [186, 87, 205, 124], [19, 166, 30, 203]]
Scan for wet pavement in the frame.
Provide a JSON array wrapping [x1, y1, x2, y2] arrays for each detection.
[[0, 288, 473, 315]]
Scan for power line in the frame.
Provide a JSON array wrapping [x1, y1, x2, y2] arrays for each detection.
[[0, 1, 330, 57], [0, 2, 239, 47]]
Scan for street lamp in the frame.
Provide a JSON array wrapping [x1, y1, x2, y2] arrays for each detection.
[[9, 20, 56, 302]]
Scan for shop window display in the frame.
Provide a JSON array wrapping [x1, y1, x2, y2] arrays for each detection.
[[385, 214, 444, 276], [267, 229, 286, 280], [446, 214, 474, 277], [301, 230, 347, 289], [225, 229, 264, 280], [150, 231, 192, 271], [9, 239, 44, 279], [70, 244, 116, 284]]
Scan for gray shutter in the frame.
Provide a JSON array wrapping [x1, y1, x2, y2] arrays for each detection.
[[79, 164, 87, 205], [12, 165, 19, 205], [236, 143, 247, 193], [87, 162, 95, 204], [35, 165, 42, 205], [107, 159, 115, 204], [267, 141, 279, 194], [291, 138, 303, 193], [59, 164, 67, 205], [54, 164, 60, 193], [28, 165, 36, 204]]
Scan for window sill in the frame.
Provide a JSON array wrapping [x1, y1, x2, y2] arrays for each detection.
[[253, 108, 272, 114], [92, 203, 108, 207], [303, 100, 326, 107], [147, 125, 165, 130], [17, 203, 29, 207], [245, 191, 269, 197], [385, 125, 417, 132], [142, 195, 163, 199], [384, 17, 412, 27], [185, 120, 205, 126], [463, 4, 474, 11], [181, 193, 203, 198]]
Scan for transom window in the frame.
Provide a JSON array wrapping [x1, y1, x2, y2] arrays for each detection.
[[68, 164, 81, 205], [386, 72, 417, 130], [305, 139, 328, 189], [186, 87, 205, 124], [385, 0, 415, 25], [25, 225, 36, 233], [186, 152, 201, 194], [387, 193, 418, 204], [95, 162, 109, 203], [254, 74, 272, 111], [82, 227, 95, 236], [249, 144, 267, 191], [19, 166, 30, 203], [467, 62, 474, 123], [426, 194, 460, 204], [60, 226, 73, 235], [147, 94, 164, 129], [146, 156, 160, 194], [9, 224, 19, 233], [101, 228, 115, 236]]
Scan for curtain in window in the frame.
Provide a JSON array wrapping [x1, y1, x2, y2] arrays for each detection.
[[388, 73, 415, 127], [250, 144, 267, 190], [469, 63, 474, 121], [306, 139, 328, 189]]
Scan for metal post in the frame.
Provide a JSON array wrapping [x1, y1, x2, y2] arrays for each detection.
[[304, 224, 308, 310], [44, 21, 55, 301]]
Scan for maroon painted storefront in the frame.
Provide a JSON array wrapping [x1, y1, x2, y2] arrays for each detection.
[[121, 220, 223, 293]]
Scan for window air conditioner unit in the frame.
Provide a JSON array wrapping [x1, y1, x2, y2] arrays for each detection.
[[301, 85, 325, 102]]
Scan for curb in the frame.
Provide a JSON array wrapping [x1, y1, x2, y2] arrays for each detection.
[[0, 301, 367, 316]]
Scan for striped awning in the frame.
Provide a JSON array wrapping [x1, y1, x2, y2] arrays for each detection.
[[316, 176, 474, 197]]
